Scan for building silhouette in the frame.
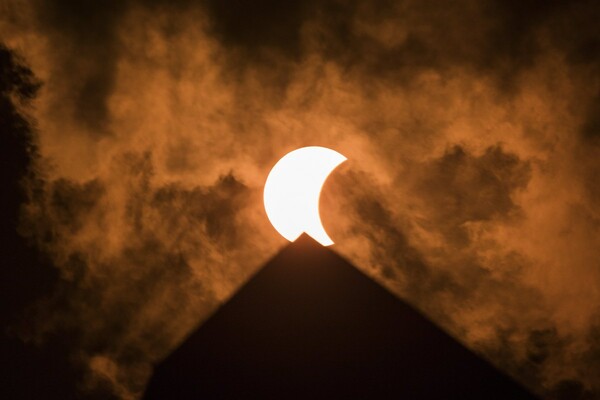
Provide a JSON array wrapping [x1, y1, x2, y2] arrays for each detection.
[[145, 234, 536, 399]]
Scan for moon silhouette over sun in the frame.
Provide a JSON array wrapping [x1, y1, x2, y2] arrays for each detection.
[[264, 146, 347, 246]]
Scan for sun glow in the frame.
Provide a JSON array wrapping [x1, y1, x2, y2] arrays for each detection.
[[264, 146, 347, 246]]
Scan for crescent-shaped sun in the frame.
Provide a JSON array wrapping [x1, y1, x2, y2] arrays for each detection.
[[263, 146, 347, 246]]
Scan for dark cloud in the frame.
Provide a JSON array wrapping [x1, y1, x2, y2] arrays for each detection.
[[1, 0, 599, 398], [30, 0, 130, 133], [413, 145, 531, 246], [15, 0, 600, 136], [204, 0, 314, 58], [18, 150, 257, 397], [582, 94, 600, 146]]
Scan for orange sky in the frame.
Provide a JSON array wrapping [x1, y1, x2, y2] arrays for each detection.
[[1, 0, 599, 398]]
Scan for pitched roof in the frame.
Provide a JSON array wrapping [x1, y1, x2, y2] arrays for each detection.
[[145, 234, 536, 399]]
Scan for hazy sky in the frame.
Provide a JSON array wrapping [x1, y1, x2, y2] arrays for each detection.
[[1, 0, 599, 398]]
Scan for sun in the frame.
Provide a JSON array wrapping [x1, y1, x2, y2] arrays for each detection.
[[263, 146, 347, 246]]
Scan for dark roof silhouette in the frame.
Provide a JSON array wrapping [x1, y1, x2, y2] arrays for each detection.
[[144, 234, 536, 399]]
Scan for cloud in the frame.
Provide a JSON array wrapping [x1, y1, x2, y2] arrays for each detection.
[[19, 152, 268, 397], [1, 0, 599, 398]]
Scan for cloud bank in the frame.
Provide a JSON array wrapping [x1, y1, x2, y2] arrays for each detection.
[[2, 0, 599, 398]]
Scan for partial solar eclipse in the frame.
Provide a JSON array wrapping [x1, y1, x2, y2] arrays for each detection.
[[264, 146, 347, 246]]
